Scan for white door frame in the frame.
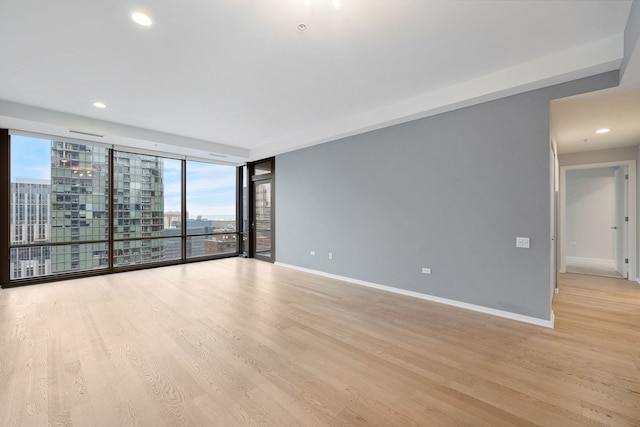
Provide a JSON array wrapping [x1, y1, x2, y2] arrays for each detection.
[[559, 160, 637, 281]]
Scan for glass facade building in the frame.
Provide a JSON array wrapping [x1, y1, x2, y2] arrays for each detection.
[[6, 133, 239, 284], [9, 178, 51, 279], [112, 152, 166, 266], [50, 141, 109, 273]]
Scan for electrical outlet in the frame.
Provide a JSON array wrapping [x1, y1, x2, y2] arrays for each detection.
[[310, 251, 315, 256], [329, 252, 333, 260], [422, 267, 431, 274]]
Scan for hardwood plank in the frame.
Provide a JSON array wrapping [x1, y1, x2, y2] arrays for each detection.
[[1, 260, 640, 425]]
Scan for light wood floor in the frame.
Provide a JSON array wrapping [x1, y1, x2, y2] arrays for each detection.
[[565, 257, 625, 279], [1, 259, 639, 426]]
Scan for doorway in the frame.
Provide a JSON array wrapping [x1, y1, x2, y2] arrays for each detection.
[[560, 161, 636, 281], [248, 158, 275, 262]]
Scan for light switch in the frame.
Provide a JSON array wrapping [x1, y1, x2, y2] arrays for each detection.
[[516, 237, 530, 249]]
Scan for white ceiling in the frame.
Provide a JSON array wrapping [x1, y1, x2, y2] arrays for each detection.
[[0, 0, 635, 163], [551, 87, 640, 154], [551, 22, 640, 156]]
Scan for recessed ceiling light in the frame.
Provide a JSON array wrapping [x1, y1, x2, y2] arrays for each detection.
[[93, 102, 107, 109], [297, 23, 307, 31], [131, 12, 152, 27], [595, 128, 610, 134]]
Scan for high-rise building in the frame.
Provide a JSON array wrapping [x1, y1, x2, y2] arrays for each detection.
[[9, 178, 51, 279], [10, 178, 50, 245], [50, 142, 166, 271], [112, 151, 166, 266], [50, 141, 110, 273]]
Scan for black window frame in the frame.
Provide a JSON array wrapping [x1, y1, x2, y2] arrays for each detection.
[[247, 157, 275, 263], [1, 130, 242, 288]]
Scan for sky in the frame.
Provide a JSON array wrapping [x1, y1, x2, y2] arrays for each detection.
[[10, 135, 51, 181], [11, 135, 236, 218]]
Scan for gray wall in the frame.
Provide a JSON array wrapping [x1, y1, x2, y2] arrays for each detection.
[[275, 72, 618, 321]]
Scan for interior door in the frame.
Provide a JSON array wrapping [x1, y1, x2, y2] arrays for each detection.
[[614, 166, 628, 278], [253, 179, 273, 261]]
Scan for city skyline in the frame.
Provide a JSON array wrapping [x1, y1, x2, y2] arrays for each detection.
[[10, 134, 236, 217], [10, 139, 239, 278]]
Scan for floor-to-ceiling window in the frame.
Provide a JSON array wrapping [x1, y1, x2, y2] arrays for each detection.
[[2, 131, 240, 286], [10, 135, 110, 279], [240, 165, 248, 256], [185, 160, 237, 258], [112, 151, 183, 267]]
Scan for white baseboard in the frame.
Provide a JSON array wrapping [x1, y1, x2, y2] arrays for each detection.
[[275, 262, 554, 328], [565, 256, 615, 268]]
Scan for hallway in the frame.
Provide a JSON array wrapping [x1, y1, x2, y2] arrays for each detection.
[[554, 272, 640, 342]]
